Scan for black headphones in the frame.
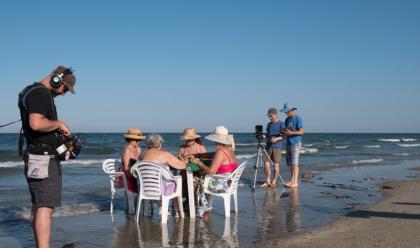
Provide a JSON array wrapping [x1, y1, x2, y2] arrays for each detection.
[[50, 68, 73, 88]]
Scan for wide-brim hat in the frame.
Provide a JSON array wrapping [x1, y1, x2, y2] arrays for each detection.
[[123, 128, 146, 140], [180, 128, 201, 140], [205, 126, 231, 145], [280, 103, 297, 113]]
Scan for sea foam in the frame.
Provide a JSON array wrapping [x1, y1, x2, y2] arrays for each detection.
[[0, 203, 101, 223], [352, 158, 383, 164], [397, 143, 420, 147], [364, 145, 381, 149], [378, 139, 400, 142], [335, 146, 348, 149]]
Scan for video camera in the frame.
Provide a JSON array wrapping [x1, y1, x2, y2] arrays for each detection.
[[255, 125, 264, 143], [54, 132, 83, 161]]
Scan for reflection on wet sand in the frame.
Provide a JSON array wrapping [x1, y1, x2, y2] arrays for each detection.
[[113, 214, 239, 247], [286, 188, 301, 232], [254, 187, 302, 242]]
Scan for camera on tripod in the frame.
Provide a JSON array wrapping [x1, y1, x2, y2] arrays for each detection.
[[254, 125, 264, 143]]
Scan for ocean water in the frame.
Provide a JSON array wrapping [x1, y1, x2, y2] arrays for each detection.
[[0, 133, 420, 247]]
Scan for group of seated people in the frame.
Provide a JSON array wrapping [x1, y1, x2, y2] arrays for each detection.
[[119, 126, 238, 217]]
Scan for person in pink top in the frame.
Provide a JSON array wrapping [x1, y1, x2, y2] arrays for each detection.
[[190, 126, 237, 192]]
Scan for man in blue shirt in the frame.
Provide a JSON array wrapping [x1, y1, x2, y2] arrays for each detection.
[[280, 103, 304, 188], [261, 107, 284, 188]]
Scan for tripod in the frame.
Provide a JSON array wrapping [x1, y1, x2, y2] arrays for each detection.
[[251, 142, 286, 190]]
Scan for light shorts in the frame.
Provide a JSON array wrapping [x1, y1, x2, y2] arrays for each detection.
[[286, 143, 302, 166], [263, 147, 281, 164]]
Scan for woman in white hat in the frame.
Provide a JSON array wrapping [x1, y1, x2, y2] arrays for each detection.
[[178, 128, 207, 162], [190, 126, 237, 192]]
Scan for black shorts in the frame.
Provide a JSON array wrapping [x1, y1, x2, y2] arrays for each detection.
[[25, 159, 62, 209]]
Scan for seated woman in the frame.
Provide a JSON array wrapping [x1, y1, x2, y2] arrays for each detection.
[[141, 134, 186, 217], [178, 128, 207, 161], [190, 125, 237, 192], [121, 128, 145, 213]]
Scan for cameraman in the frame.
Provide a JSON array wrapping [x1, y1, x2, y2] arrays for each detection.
[[18, 66, 76, 248], [260, 107, 284, 188]]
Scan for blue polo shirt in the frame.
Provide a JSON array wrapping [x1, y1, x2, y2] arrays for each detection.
[[285, 115, 303, 145], [266, 120, 284, 149]]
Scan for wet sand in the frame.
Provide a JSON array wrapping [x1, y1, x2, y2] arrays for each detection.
[[253, 175, 420, 248]]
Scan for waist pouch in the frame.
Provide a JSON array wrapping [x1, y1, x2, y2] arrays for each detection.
[[27, 153, 50, 179]]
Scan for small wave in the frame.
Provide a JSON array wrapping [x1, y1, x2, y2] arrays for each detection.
[[352, 158, 383, 164], [0, 159, 104, 168], [335, 146, 348, 149], [300, 148, 319, 154], [378, 139, 400, 142], [364, 145, 380, 149], [61, 159, 104, 166], [397, 143, 420, 147], [0, 161, 23, 168], [393, 153, 410, 156], [235, 143, 258, 147], [0, 203, 101, 223], [304, 144, 314, 147], [236, 154, 256, 159], [401, 138, 417, 142]]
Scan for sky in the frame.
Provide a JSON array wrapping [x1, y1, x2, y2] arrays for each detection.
[[1, 0, 419, 133]]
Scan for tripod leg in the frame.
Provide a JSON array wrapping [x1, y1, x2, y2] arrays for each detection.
[[262, 149, 286, 186], [252, 148, 260, 189]]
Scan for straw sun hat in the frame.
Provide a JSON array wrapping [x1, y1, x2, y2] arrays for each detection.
[[205, 126, 233, 145], [123, 128, 146, 140], [180, 128, 201, 141]]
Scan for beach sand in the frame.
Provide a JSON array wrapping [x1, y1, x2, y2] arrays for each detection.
[[253, 174, 420, 248]]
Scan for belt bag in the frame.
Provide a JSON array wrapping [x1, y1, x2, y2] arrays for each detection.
[[27, 153, 50, 179]]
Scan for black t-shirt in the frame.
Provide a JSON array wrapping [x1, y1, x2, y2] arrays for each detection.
[[19, 82, 58, 147]]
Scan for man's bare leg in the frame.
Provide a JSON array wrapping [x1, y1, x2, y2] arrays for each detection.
[[288, 165, 299, 188], [271, 163, 280, 186], [33, 206, 53, 248]]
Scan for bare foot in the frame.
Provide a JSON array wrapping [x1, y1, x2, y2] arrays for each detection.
[[284, 181, 292, 187], [287, 183, 299, 188], [271, 181, 277, 188]]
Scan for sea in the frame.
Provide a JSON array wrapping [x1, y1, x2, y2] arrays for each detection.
[[0, 133, 419, 247]]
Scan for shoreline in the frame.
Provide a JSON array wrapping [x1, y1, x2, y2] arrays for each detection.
[[251, 169, 420, 248]]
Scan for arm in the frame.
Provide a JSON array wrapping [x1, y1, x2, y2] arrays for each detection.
[[122, 148, 131, 171], [194, 149, 224, 176], [177, 147, 186, 162], [165, 151, 186, 170], [29, 113, 71, 136]]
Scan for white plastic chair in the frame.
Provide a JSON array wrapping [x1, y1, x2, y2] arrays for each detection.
[[102, 159, 133, 213], [203, 161, 247, 217], [131, 160, 185, 223]]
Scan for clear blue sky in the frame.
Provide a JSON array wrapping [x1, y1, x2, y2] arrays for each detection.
[[1, 0, 419, 133]]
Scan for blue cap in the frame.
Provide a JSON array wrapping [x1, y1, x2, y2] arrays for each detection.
[[280, 103, 297, 113]]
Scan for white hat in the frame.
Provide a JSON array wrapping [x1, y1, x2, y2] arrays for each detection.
[[205, 126, 232, 145]]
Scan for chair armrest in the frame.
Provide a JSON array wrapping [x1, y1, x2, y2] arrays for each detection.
[[208, 174, 230, 180], [114, 171, 125, 177]]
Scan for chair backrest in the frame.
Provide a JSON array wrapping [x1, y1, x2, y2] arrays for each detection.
[[103, 159, 118, 178], [131, 161, 174, 198], [227, 161, 247, 194]]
